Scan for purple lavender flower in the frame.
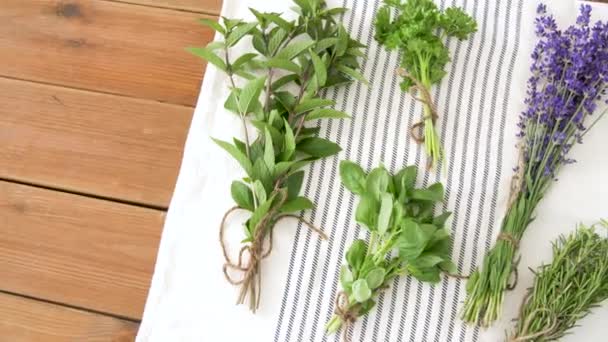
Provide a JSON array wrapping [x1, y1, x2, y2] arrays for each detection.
[[462, 5, 608, 327], [519, 4, 607, 184]]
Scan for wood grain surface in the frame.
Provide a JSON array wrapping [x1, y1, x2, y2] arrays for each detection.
[[0, 181, 164, 319], [0, 0, 214, 106], [0, 292, 138, 342], [0, 0, 222, 337], [0, 77, 192, 207], [106, 0, 222, 14]]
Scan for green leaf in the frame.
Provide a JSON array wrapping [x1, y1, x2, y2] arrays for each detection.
[[352, 279, 372, 303], [337, 65, 368, 84], [310, 50, 327, 87], [266, 13, 293, 32], [407, 265, 441, 283], [231, 181, 254, 211], [212, 138, 252, 175], [297, 137, 342, 158], [272, 74, 299, 91], [433, 212, 452, 228], [265, 57, 301, 73], [206, 41, 225, 51], [250, 121, 282, 150], [187, 47, 227, 71], [224, 88, 241, 113], [294, 98, 335, 114], [222, 17, 243, 30], [277, 40, 315, 60], [377, 193, 393, 236], [411, 253, 444, 268], [232, 53, 258, 71], [366, 166, 391, 201], [394, 165, 417, 192], [439, 260, 458, 274], [411, 183, 444, 202], [253, 180, 267, 204], [286, 171, 305, 200], [239, 77, 266, 114], [249, 195, 275, 233], [290, 157, 318, 172], [233, 138, 247, 155], [346, 239, 367, 272], [280, 196, 314, 213], [339, 160, 367, 195], [252, 158, 272, 192], [365, 268, 386, 289], [274, 91, 297, 111], [227, 22, 257, 47], [252, 33, 267, 54], [323, 7, 349, 16], [282, 119, 296, 161], [305, 108, 350, 121], [263, 128, 275, 169], [268, 28, 288, 55], [340, 265, 354, 289], [398, 220, 433, 260], [315, 38, 339, 52], [273, 161, 294, 178], [355, 195, 379, 230], [198, 18, 225, 34], [335, 25, 349, 57]]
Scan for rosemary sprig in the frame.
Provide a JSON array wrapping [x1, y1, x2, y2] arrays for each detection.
[[509, 221, 608, 342], [189, 0, 366, 312]]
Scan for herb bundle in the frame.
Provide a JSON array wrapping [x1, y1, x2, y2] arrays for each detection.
[[326, 161, 457, 339], [374, 0, 476, 168], [462, 4, 608, 327], [189, 0, 366, 312], [509, 221, 608, 342]]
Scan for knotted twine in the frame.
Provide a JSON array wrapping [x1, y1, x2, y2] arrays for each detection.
[[334, 291, 358, 342], [396, 68, 440, 145], [219, 192, 327, 312]]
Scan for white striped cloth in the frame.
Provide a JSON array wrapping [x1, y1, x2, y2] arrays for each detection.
[[137, 0, 608, 341]]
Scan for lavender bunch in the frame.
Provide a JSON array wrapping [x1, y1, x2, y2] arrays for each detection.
[[462, 4, 608, 327]]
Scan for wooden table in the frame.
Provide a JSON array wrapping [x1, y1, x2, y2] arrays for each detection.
[[0, 0, 220, 340]]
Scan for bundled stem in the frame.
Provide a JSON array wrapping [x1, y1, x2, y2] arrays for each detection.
[[326, 162, 457, 340], [508, 223, 608, 342], [374, 0, 477, 168], [462, 4, 608, 326], [190, 0, 366, 312]]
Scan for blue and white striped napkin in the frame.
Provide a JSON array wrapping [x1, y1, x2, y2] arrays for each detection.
[[137, 1, 608, 341]]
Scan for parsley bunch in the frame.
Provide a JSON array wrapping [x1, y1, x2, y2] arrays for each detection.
[[374, 0, 476, 168], [189, 0, 366, 312], [326, 161, 456, 338]]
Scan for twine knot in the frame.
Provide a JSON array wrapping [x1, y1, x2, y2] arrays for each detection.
[[397, 68, 440, 145], [334, 291, 357, 342]]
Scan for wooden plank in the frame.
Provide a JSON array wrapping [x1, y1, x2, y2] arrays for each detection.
[[109, 0, 222, 14], [0, 292, 138, 342], [0, 181, 164, 319], [0, 78, 191, 207], [0, 0, 215, 106]]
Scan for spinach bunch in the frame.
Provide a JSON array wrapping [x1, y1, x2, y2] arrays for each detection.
[[189, 0, 366, 312], [326, 161, 456, 336], [374, 0, 476, 168]]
